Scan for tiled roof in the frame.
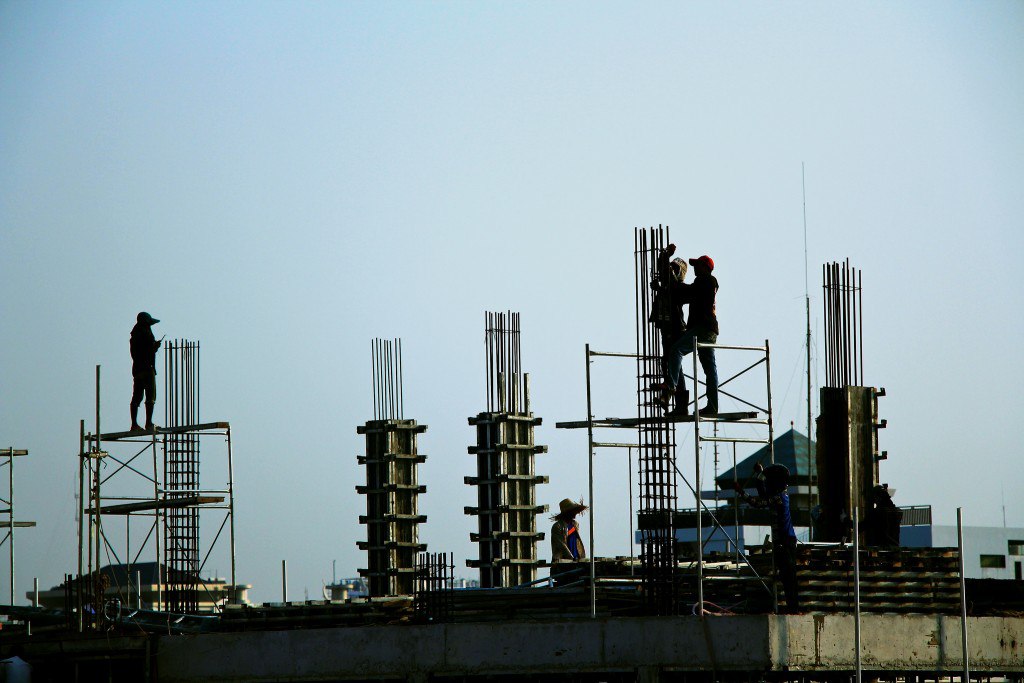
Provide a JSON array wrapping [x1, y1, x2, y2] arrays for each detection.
[[715, 428, 816, 486]]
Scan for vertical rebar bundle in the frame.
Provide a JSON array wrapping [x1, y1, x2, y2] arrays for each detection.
[[467, 311, 547, 588], [822, 260, 864, 388], [817, 263, 885, 542], [485, 311, 525, 413], [163, 340, 200, 613], [413, 551, 454, 623], [358, 338, 427, 596], [634, 226, 679, 615], [371, 338, 404, 420]]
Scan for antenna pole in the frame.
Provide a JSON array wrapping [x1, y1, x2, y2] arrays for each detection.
[[803, 163, 815, 537]]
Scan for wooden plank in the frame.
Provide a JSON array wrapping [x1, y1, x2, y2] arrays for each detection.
[[555, 412, 758, 429], [92, 422, 230, 441], [91, 495, 224, 515]]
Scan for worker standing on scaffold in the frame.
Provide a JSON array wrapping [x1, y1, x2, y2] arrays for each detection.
[[654, 249, 719, 416], [650, 244, 690, 416], [130, 311, 162, 433]]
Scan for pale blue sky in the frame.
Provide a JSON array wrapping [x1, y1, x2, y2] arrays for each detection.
[[2, 1, 1022, 603]]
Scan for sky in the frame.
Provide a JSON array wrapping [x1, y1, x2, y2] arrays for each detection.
[[1, 1, 1022, 605]]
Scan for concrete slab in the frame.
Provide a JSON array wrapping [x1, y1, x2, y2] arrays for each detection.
[[155, 614, 1024, 682]]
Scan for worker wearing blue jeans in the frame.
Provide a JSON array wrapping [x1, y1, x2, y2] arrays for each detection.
[[665, 328, 718, 416], [657, 254, 719, 416]]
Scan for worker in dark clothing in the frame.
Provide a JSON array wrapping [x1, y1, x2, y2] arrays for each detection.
[[655, 252, 719, 416], [650, 244, 690, 416], [130, 312, 162, 433], [865, 485, 902, 547], [734, 463, 801, 613]]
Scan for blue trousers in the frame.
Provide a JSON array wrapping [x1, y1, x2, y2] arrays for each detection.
[[665, 329, 718, 405]]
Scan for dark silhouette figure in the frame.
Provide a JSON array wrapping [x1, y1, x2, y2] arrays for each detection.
[[655, 250, 719, 416], [650, 244, 690, 416], [130, 312, 161, 432], [735, 463, 801, 612], [866, 485, 902, 547]]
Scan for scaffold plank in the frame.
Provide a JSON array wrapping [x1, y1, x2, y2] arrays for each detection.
[[91, 495, 224, 515], [91, 422, 231, 441], [555, 412, 757, 429]]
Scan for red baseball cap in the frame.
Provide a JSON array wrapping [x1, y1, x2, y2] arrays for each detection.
[[689, 255, 714, 271]]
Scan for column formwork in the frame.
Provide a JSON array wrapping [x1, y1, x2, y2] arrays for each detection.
[[466, 311, 548, 588], [357, 418, 427, 597], [465, 411, 548, 588]]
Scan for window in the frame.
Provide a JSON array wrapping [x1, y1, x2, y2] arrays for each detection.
[[980, 554, 1006, 569], [1008, 540, 1024, 556]]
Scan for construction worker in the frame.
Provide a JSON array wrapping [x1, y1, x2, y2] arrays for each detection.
[[865, 485, 902, 547], [655, 251, 719, 416], [650, 244, 690, 416], [130, 312, 162, 433], [734, 463, 801, 612], [550, 498, 587, 586]]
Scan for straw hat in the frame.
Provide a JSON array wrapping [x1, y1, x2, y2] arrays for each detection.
[[557, 498, 587, 517]]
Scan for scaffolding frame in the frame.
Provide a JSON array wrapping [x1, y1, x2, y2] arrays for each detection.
[[555, 226, 776, 617], [76, 364, 236, 629], [557, 344, 774, 614], [1, 447, 35, 605]]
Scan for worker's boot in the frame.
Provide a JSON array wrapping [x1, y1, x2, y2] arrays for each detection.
[[653, 385, 672, 410], [144, 403, 157, 433], [698, 386, 719, 417], [666, 386, 690, 417], [130, 403, 142, 432]]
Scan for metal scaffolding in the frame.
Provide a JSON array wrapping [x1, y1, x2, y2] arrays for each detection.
[[556, 226, 775, 617], [465, 312, 548, 588], [77, 349, 237, 628], [357, 338, 427, 597], [1, 447, 35, 605]]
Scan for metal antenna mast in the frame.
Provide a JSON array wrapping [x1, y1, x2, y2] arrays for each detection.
[[803, 163, 815, 533]]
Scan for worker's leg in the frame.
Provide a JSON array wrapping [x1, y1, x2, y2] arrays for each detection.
[[143, 373, 157, 431], [130, 376, 144, 430], [775, 537, 800, 612], [697, 332, 718, 413], [665, 332, 695, 390], [667, 384, 690, 417]]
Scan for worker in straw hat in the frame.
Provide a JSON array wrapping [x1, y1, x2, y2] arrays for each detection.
[[550, 498, 587, 586]]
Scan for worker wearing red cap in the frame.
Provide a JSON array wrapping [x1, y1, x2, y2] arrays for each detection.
[[655, 251, 719, 416]]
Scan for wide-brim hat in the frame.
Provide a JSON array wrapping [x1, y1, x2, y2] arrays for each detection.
[[137, 311, 160, 325], [558, 498, 587, 516]]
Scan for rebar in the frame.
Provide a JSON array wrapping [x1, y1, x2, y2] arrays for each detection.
[[485, 311, 525, 413], [822, 260, 864, 388], [634, 225, 679, 615], [371, 339, 405, 420], [163, 340, 201, 613], [414, 551, 454, 623]]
